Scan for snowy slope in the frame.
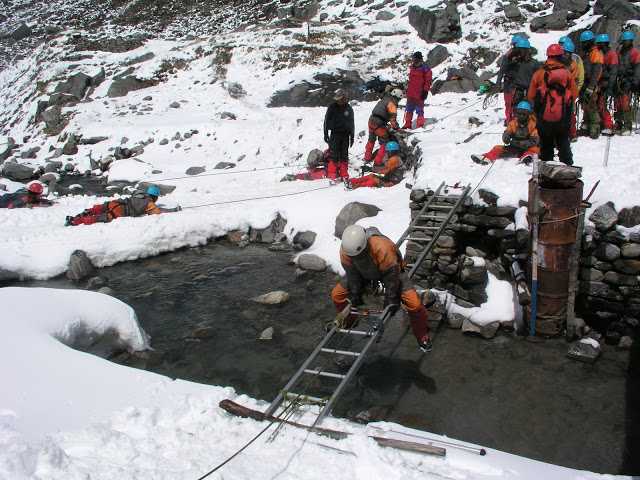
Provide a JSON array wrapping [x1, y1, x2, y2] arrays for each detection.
[[0, 287, 627, 480]]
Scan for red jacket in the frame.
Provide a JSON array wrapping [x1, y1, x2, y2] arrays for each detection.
[[407, 63, 432, 101]]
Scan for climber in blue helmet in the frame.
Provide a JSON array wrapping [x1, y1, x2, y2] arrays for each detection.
[[616, 31, 640, 134]]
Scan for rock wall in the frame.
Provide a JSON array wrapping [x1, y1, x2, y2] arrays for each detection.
[[406, 188, 639, 347]]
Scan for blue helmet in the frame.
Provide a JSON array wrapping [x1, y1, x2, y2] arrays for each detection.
[[580, 30, 595, 42], [596, 33, 610, 44], [146, 185, 160, 197], [515, 100, 532, 112], [386, 141, 400, 152], [511, 34, 525, 45], [621, 30, 636, 41], [559, 36, 575, 53], [515, 38, 531, 49]]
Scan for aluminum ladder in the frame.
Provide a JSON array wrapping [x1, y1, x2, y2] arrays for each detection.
[[263, 182, 472, 425]]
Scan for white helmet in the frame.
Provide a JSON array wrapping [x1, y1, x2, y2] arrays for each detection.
[[390, 88, 404, 99], [341, 225, 368, 257]]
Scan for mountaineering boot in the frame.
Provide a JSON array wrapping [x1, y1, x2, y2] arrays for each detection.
[[416, 114, 426, 128], [518, 154, 533, 165], [471, 154, 489, 165], [418, 337, 433, 353], [364, 141, 375, 162], [280, 174, 296, 182], [402, 111, 413, 130], [65, 216, 74, 227]]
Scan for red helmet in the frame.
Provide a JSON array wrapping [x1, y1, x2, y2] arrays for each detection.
[[547, 43, 564, 57], [27, 182, 44, 195]]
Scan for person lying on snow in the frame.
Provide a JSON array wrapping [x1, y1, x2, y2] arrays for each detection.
[[331, 225, 433, 353], [346, 141, 404, 190], [280, 149, 336, 181], [471, 101, 540, 165], [0, 182, 52, 209], [65, 185, 179, 226]]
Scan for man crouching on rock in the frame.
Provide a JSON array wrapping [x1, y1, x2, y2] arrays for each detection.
[[331, 225, 433, 353], [65, 185, 180, 226]]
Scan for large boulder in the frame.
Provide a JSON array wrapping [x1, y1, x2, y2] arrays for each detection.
[[408, 3, 462, 43], [41, 105, 66, 133], [54, 72, 92, 100], [2, 162, 34, 181], [297, 254, 327, 272], [554, 0, 590, 14], [6, 23, 32, 41], [431, 67, 480, 94], [107, 76, 155, 98], [530, 10, 568, 32], [334, 202, 381, 238], [251, 291, 290, 305], [618, 206, 640, 227], [594, 0, 640, 21], [278, 0, 319, 20], [293, 230, 317, 249]]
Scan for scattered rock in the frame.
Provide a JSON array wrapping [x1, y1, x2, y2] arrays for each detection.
[[258, 327, 274, 340], [293, 230, 317, 250], [334, 202, 381, 238], [223, 82, 247, 99], [2, 162, 34, 181], [220, 111, 237, 120], [41, 105, 65, 132], [504, 4, 523, 19], [0, 137, 16, 162], [124, 51, 155, 66], [159, 138, 169, 145], [79, 136, 109, 145], [251, 291, 290, 305], [66, 250, 96, 282], [618, 335, 633, 350], [6, 23, 33, 41], [589, 202, 618, 231], [214, 162, 236, 169], [427, 45, 450, 68], [376, 10, 396, 20], [567, 338, 601, 363], [530, 10, 568, 32], [169, 101, 181, 108], [62, 135, 79, 156], [447, 312, 466, 329], [250, 214, 287, 243], [107, 76, 155, 98], [297, 254, 327, 272], [618, 206, 640, 227], [462, 318, 500, 339], [408, 3, 462, 43], [86, 276, 107, 290], [54, 72, 91, 100], [554, 0, 590, 14], [594, 0, 640, 21], [479, 189, 499, 206], [185, 166, 205, 175]]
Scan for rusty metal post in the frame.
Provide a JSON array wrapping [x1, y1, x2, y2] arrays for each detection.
[[566, 203, 585, 339]]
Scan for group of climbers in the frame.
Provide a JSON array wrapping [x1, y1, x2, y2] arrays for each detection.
[[578, 30, 640, 138]]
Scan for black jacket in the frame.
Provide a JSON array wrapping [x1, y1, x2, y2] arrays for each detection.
[[324, 102, 355, 138]]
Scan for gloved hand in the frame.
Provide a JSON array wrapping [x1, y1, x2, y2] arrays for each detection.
[[502, 132, 512, 145], [349, 136, 354, 147]]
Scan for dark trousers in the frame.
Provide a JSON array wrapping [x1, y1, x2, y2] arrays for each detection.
[[330, 132, 350, 161], [538, 121, 573, 165]]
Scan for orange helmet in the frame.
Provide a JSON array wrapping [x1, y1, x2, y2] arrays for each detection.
[[546, 44, 564, 57]]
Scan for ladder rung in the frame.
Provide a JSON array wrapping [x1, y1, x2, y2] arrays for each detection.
[[428, 205, 454, 210], [320, 348, 361, 357], [284, 392, 326, 405], [412, 226, 439, 231], [419, 215, 446, 220], [304, 369, 347, 380], [433, 195, 461, 200], [407, 237, 432, 242], [337, 328, 371, 336]]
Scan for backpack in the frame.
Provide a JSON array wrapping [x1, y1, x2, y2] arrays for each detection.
[[538, 67, 572, 123]]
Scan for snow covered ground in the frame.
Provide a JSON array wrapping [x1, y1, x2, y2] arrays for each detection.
[[0, 287, 627, 479], [1, 0, 638, 476]]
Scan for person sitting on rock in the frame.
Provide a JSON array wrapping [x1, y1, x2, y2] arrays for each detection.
[[403, 51, 432, 130], [0, 182, 52, 209], [471, 101, 540, 165], [364, 87, 403, 165], [65, 185, 177, 226], [331, 225, 432, 353], [281, 149, 333, 181], [347, 141, 404, 189]]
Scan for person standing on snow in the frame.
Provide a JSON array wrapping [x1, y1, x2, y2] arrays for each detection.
[[595, 34, 619, 136], [323, 89, 355, 180], [615, 31, 640, 135], [0, 182, 52, 209], [559, 36, 584, 142], [346, 140, 404, 189], [528, 44, 577, 165], [331, 224, 432, 353], [497, 35, 537, 123], [65, 185, 178, 226], [471, 101, 539, 165], [403, 51, 432, 130], [578, 30, 605, 139], [364, 88, 403, 166]]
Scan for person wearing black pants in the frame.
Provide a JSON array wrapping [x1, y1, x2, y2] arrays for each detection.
[[324, 89, 355, 180], [538, 120, 573, 165]]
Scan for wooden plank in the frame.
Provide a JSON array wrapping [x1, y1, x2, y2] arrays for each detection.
[[219, 400, 447, 457], [372, 437, 446, 457]]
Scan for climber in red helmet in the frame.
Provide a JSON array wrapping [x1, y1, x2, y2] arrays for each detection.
[[0, 182, 53, 209]]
